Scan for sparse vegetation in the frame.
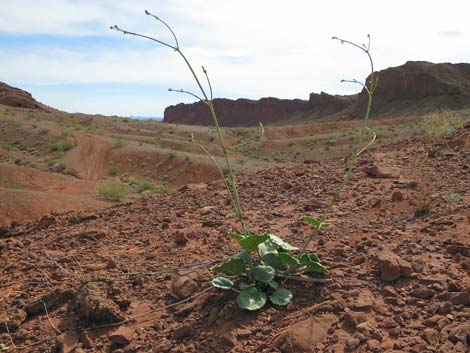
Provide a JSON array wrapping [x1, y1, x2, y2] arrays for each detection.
[[49, 141, 74, 152], [107, 162, 121, 176], [98, 183, 128, 201], [129, 178, 170, 195]]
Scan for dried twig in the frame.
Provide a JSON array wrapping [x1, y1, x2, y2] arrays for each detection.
[[3, 311, 17, 352], [120, 259, 223, 277], [43, 302, 62, 335], [277, 274, 332, 283]]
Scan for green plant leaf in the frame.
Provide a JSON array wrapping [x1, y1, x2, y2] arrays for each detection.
[[239, 234, 270, 252], [212, 258, 246, 276], [212, 277, 234, 290], [304, 216, 330, 228], [300, 261, 328, 274], [268, 234, 298, 251], [235, 252, 251, 264], [262, 254, 282, 270], [269, 288, 293, 306], [258, 240, 278, 257], [252, 265, 276, 282], [236, 287, 267, 311], [299, 253, 320, 263], [268, 280, 279, 289], [229, 232, 245, 241], [279, 253, 300, 266]]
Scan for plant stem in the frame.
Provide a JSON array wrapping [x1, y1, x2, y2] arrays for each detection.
[[299, 44, 376, 255], [177, 49, 247, 234]]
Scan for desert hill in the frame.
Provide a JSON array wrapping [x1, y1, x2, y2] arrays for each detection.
[[0, 71, 469, 226], [164, 61, 470, 126]]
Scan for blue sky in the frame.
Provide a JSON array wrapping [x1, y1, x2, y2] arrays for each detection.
[[1, 0, 469, 117]]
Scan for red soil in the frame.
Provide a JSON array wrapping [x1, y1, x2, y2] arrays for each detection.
[[0, 127, 468, 352]]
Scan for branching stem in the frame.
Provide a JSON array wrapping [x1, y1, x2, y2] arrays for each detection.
[[112, 12, 248, 235], [300, 35, 377, 255]]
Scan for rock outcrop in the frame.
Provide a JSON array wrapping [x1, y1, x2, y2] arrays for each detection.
[[164, 61, 470, 126], [0, 81, 51, 111], [353, 61, 470, 116], [164, 93, 354, 127]]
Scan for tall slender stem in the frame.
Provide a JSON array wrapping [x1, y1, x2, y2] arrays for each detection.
[[300, 36, 376, 255], [176, 50, 247, 234]]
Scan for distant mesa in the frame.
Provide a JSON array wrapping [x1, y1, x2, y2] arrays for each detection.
[[164, 61, 470, 126], [0, 82, 51, 111]]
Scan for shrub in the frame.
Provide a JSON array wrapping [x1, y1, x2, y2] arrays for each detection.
[[424, 111, 465, 138], [49, 141, 74, 152], [130, 179, 170, 194], [98, 184, 128, 201], [112, 136, 124, 149], [107, 162, 121, 176], [55, 163, 67, 172]]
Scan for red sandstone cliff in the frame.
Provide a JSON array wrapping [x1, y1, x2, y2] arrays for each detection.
[[0, 82, 51, 111], [164, 61, 470, 126], [164, 93, 354, 126], [353, 61, 470, 116]]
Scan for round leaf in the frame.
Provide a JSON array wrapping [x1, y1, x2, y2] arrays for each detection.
[[279, 253, 300, 266], [236, 287, 267, 311], [252, 265, 276, 282], [301, 261, 328, 274], [240, 234, 270, 252], [212, 277, 233, 290], [262, 254, 282, 270], [268, 234, 298, 251], [212, 258, 246, 276], [269, 288, 293, 306], [299, 253, 320, 264], [258, 241, 278, 257]]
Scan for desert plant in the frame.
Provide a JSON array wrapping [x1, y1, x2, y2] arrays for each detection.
[[49, 141, 74, 152], [98, 183, 128, 201], [424, 111, 465, 139], [55, 162, 67, 172], [130, 179, 170, 194], [112, 14, 376, 310], [107, 162, 121, 176]]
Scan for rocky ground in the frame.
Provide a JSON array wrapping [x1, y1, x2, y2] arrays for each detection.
[[0, 126, 469, 353]]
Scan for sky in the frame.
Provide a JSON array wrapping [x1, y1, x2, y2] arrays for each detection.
[[0, 0, 469, 117]]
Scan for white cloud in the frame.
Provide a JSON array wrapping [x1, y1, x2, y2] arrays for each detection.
[[0, 0, 469, 115]]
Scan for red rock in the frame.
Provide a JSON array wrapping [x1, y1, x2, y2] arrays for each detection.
[[171, 275, 199, 299], [0, 81, 51, 111], [109, 326, 135, 345], [273, 313, 336, 353], [364, 164, 399, 179], [36, 215, 57, 230], [421, 328, 439, 345], [173, 230, 188, 245], [0, 308, 27, 331], [164, 94, 354, 126], [412, 287, 436, 299], [376, 251, 412, 282], [55, 333, 79, 353], [391, 190, 404, 201]]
